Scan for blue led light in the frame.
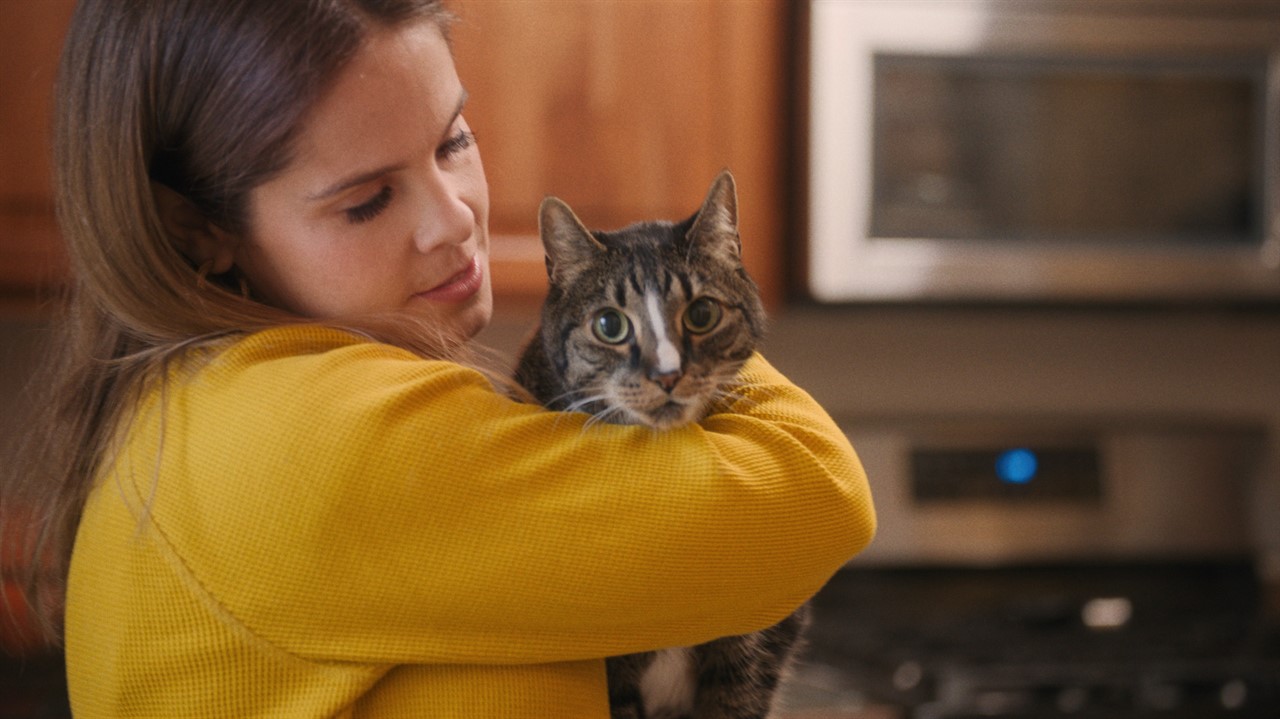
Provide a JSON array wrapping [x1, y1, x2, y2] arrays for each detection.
[[996, 448, 1038, 485]]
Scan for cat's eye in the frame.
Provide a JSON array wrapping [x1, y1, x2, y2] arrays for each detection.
[[592, 309, 632, 344], [683, 297, 723, 334]]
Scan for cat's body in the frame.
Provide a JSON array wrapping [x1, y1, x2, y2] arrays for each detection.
[[514, 171, 807, 719]]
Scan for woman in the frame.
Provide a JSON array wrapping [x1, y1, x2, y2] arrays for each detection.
[[4, 0, 875, 716]]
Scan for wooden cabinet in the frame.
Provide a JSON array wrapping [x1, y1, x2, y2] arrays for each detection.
[[448, 0, 788, 304], [0, 1, 789, 306], [0, 1, 74, 299]]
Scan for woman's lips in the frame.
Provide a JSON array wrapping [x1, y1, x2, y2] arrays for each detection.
[[414, 257, 483, 303]]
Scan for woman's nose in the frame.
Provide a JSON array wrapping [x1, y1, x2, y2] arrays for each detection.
[[413, 172, 475, 254]]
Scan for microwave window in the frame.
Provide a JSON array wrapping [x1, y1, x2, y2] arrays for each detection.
[[870, 55, 1262, 246]]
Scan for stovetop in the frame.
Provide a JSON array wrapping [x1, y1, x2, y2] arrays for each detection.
[[797, 560, 1280, 719]]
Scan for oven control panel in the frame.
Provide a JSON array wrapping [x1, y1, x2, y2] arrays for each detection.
[[911, 445, 1102, 503], [841, 417, 1264, 565]]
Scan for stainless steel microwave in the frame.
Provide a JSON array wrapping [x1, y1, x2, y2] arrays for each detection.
[[806, 0, 1280, 303]]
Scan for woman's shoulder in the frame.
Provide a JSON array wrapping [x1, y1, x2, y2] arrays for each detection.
[[196, 324, 477, 378], [217, 324, 414, 364], [164, 323, 501, 421]]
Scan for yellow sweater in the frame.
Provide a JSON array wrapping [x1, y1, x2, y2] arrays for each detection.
[[65, 326, 875, 718]]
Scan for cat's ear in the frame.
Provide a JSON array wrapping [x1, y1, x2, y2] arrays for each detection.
[[685, 169, 742, 265], [539, 196, 606, 286]]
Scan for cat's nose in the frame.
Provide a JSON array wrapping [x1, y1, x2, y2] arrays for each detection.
[[650, 369, 682, 393]]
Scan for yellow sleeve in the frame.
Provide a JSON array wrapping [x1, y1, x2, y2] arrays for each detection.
[[121, 326, 874, 666]]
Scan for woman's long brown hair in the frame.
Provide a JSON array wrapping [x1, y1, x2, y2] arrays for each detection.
[[1, 0, 458, 641]]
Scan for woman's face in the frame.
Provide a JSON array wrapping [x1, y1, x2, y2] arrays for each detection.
[[234, 21, 492, 340]]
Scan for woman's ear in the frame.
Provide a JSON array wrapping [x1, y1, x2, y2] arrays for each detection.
[[151, 182, 238, 274]]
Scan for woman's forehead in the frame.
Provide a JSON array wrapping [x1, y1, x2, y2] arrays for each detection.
[[283, 22, 463, 192]]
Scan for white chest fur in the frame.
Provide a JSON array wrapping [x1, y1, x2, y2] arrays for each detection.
[[639, 646, 696, 718]]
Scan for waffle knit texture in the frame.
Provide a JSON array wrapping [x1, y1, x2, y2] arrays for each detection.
[[65, 325, 876, 717]]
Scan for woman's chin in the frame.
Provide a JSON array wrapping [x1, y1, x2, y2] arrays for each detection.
[[420, 285, 493, 343]]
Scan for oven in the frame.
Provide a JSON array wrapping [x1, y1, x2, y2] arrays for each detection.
[[783, 417, 1279, 718]]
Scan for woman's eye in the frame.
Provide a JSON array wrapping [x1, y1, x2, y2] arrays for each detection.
[[438, 129, 476, 160], [683, 297, 723, 334], [591, 309, 631, 344], [344, 186, 393, 224]]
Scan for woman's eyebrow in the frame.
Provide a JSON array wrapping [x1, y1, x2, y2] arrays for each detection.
[[307, 90, 469, 202]]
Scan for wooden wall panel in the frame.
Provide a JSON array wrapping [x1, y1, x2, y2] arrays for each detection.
[[0, 1, 788, 306], [0, 1, 74, 296], [451, 0, 787, 304]]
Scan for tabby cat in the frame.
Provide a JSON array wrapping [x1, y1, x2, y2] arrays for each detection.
[[515, 170, 809, 719]]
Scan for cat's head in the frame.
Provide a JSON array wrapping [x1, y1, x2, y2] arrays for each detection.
[[536, 170, 765, 430]]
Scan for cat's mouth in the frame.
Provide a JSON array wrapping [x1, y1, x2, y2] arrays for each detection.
[[643, 399, 697, 429]]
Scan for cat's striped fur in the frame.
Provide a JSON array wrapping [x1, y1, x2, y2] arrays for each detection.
[[515, 171, 808, 719]]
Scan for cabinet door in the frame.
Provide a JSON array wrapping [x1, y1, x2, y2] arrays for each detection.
[[450, 0, 786, 304], [0, 1, 74, 298]]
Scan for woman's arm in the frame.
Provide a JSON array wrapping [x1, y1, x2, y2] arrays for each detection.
[[123, 326, 874, 666]]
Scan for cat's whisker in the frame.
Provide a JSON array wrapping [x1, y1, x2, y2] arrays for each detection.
[[538, 390, 605, 430], [564, 394, 609, 415], [583, 404, 630, 431], [546, 387, 600, 411], [560, 389, 627, 431], [711, 381, 763, 410]]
